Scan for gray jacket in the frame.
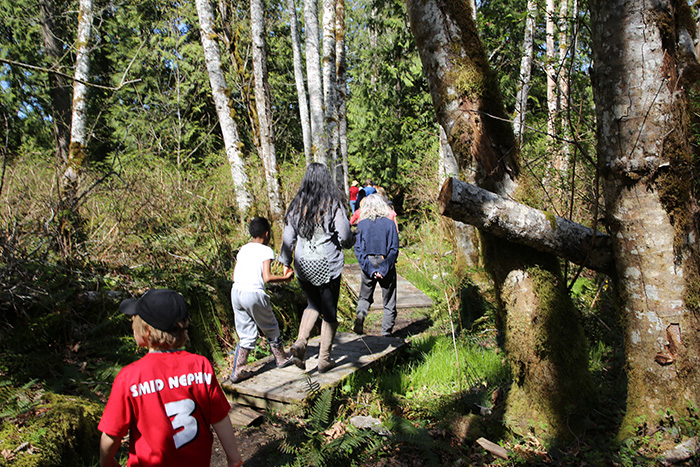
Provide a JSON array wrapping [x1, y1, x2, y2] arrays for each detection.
[[279, 205, 352, 282]]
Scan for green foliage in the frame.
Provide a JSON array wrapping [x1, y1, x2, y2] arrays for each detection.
[[0, 379, 42, 420], [280, 386, 384, 467], [346, 0, 437, 208], [0, 0, 61, 155], [0, 392, 102, 466]]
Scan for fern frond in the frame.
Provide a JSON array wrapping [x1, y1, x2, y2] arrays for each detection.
[[303, 373, 321, 396], [309, 387, 333, 429], [0, 379, 42, 420]]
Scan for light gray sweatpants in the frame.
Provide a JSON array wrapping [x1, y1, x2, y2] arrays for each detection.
[[231, 287, 281, 349]]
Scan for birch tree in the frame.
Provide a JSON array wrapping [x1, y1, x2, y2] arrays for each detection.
[[589, 0, 700, 439], [336, 0, 349, 196], [322, 0, 339, 181], [512, 0, 537, 142], [195, 0, 251, 215], [250, 0, 284, 221], [545, 0, 557, 144], [287, 0, 312, 164], [557, 0, 570, 160], [406, 0, 592, 442], [64, 0, 93, 188], [305, 0, 325, 162]]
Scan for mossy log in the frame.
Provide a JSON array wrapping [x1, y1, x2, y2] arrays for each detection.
[[438, 177, 614, 275]]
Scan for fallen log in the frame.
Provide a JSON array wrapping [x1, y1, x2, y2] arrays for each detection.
[[438, 177, 614, 275]]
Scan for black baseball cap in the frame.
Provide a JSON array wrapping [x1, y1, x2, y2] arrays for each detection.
[[120, 289, 189, 332]]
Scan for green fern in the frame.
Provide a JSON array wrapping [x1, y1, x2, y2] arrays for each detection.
[[303, 372, 321, 396], [0, 379, 42, 419], [308, 387, 333, 431], [281, 385, 386, 466]]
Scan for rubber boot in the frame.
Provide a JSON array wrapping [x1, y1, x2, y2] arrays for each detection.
[[317, 320, 337, 373], [229, 344, 252, 383], [290, 308, 319, 370], [353, 315, 364, 334], [269, 338, 295, 368]]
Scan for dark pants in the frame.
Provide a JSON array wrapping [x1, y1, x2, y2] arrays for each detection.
[[356, 256, 397, 336], [299, 276, 341, 324]]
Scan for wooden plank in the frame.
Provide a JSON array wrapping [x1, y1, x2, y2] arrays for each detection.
[[221, 332, 406, 410], [342, 263, 433, 310], [227, 404, 264, 427]]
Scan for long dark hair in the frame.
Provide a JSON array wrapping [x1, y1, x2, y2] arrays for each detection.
[[285, 163, 345, 239]]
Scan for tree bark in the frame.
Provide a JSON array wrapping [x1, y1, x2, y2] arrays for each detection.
[[336, 0, 349, 198], [250, 0, 284, 222], [512, 0, 537, 142], [286, 0, 313, 164], [305, 0, 325, 162], [440, 125, 480, 269], [439, 177, 614, 275], [590, 0, 700, 440], [195, 0, 251, 215], [322, 0, 339, 184], [545, 0, 557, 142], [65, 0, 93, 187], [407, 0, 592, 443], [39, 0, 71, 165]]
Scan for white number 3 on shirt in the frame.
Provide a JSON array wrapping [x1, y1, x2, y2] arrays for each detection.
[[165, 399, 199, 448]]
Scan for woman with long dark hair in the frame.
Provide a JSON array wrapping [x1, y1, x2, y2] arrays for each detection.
[[279, 163, 352, 373]]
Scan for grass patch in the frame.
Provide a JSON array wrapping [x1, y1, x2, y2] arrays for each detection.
[[345, 332, 508, 421]]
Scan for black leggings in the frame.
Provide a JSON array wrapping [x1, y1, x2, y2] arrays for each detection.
[[298, 276, 341, 324]]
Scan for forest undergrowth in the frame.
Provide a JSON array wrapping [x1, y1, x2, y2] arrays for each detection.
[[0, 153, 696, 466]]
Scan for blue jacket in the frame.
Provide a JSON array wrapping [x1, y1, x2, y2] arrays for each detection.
[[354, 217, 399, 278]]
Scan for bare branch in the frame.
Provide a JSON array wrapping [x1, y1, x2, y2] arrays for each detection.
[[0, 57, 140, 91]]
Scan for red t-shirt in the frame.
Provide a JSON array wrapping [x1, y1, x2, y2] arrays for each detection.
[[98, 351, 231, 467], [349, 186, 359, 201]]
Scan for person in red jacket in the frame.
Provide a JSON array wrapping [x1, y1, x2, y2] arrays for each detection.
[[349, 180, 360, 213]]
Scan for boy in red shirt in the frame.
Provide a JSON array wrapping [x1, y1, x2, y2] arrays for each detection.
[[98, 289, 243, 467]]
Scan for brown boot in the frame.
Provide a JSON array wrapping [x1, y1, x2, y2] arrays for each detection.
[[317, 320, 337, 373], [290, 308, 319, 369], [229, 345, 252, 383]]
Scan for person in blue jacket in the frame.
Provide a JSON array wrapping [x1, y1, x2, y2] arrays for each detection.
[[353, 194, 399, 336]]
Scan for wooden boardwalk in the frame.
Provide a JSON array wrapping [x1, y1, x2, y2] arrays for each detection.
[[222, 332, 406, 411], [221, 265, 433, 412], [341, 263, 434, 310]]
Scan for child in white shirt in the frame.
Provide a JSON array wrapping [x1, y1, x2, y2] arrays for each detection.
[[230, 217, 296, 382]]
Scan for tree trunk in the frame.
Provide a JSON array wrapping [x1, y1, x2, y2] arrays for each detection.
[[195, 0, 251, 215], [39, 0, 71, 166], [305, 0, 325, 162], [250, 0, 284, 222], [407, 0, 592, 443], [512, 0, 537, 142], [545, 0, 557, 143], [551, 0, 571, 211], [589, 0, 700, 440], [287, 0, 313, 164], [322, 0, 339, 184], [440, 125, 480, 270], [439, 177, 614, 274], [336, 0, 349, 198], [65, 0, 93, 187]]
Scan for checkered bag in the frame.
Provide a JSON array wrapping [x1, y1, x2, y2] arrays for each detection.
[[296, 227, 330, 286]]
